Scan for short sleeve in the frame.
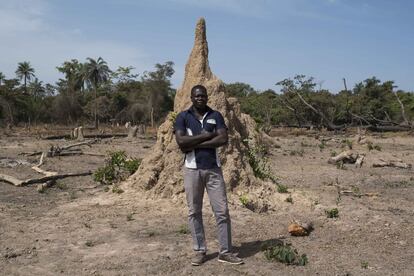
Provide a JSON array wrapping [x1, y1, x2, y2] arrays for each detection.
[[215, 112, 227, 130], [173, 112, 186, 133]]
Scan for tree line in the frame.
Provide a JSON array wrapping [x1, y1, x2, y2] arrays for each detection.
[[226, 75, 414, 132], [1, 59, 413, 131], [0, 58, 175, 128]]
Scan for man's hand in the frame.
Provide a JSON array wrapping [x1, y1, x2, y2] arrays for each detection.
[[175, 129, 218, 153]]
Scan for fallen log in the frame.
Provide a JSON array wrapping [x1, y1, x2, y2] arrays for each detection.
[[355, 154, 365, 168], [43, 133, 127, 140], [373, 159, 412, 169], [328, 150, 358, 164], [31, 153, 58, 177], [0, 171, 92, 186]]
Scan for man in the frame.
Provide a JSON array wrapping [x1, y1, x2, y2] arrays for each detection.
[[174, 84, 244, 266]]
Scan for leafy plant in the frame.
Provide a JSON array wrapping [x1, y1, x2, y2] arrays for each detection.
[[325, 208, 339, 218], [177, 224, 190, 234], [361, 261, 369, 269], [94, 151, 141, 185], [239, 194, 249, 206], [243, 138, 278, 183], [261, 242, 308, 266], [277, 184, 289, 193]]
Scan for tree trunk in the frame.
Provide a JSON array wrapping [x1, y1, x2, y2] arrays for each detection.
[[94, 86, 98, 129]]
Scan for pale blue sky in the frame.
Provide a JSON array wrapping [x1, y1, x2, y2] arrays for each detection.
[[1, 0, 413, 92]]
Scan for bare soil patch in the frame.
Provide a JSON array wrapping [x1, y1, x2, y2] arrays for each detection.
[[1, 129, 413, 275]]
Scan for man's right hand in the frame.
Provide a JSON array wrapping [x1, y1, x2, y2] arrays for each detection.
[[201, 129, 217, 139]]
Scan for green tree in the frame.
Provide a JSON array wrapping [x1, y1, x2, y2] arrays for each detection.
[[0, 72, 5, 86], [15, 61, 35, 93], [84, 57, 111, 128]]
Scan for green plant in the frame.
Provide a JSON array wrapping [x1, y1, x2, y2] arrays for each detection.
[[94, 151, 141, 185], [325, 208, 339, 218], [285, 195, 293, 203], [361, 261, 369, 269], [168, 111, 178, 123], [85, 240, 94, 247], [330, 150, 337, 157], [124, 158, 141, 175], [239, 194, 249, 207], [243, 138, 278, 183], [261, 242, 308, 266], [94, 165, 116, 185], [112, 185, 124, 194], [373, 144, 381, 151], [177, 224, 190, 234], [277, 184, 289, 193], [126, 213, 134, 221], [318, 141, 326, 151]]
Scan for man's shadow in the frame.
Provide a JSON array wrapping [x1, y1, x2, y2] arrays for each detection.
[[234, 238, 284, 258], [205, 238, 284, 261]]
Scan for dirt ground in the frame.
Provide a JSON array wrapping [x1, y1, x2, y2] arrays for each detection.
[[0, 128, 413, 276]]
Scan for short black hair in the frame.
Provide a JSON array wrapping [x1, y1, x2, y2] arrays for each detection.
[[191, 85, 207, 96]]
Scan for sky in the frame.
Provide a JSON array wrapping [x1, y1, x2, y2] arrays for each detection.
[[1, 0, 413, 93]]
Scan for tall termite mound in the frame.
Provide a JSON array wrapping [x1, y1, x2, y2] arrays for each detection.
[[125, 18, 270, 203]]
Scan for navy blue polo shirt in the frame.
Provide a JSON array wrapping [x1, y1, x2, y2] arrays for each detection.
[[174, 106, 227, 169]]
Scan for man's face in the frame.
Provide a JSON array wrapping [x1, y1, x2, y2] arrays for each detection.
[[191, 88, 208, 109]]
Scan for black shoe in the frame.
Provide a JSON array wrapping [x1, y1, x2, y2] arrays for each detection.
[[191, 252, 207, 266], [218, 253, 244, 265]]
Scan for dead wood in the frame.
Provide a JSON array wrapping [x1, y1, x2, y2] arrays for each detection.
[[127, 125, 139, 139], [290, 88, 345, 131], [36, 180, 56, 193], [0, 171, 93, 186], [355, 154, 365, 168], [373, 159, 412, 169], [43, 133, 127, 140], [328, 150, 358, 164], [31, 152, 58, 177]]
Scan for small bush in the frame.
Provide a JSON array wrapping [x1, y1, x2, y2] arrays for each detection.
[[361, 261, 369, 269], [94, 151, 141, 185], [177, 224, 190, 234], [285, 195, 293, 203], [112, 185, 124, 194], [94, 165, 116, 185], [277, 184, 289, 193], [262, 242, 308, 266], [126, 213, 134, 221], [124, 158, 141, 175], [318, 141, 326, 151], [239, 194, 249, 206], [325, 208, 339, 218]]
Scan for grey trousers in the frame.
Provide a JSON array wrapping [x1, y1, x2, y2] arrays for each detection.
[[183, 167, 232, 254]]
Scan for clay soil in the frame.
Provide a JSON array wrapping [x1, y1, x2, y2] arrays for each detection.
[[1, 128, 413, 276]]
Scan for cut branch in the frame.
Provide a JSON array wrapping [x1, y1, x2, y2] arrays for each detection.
[[0, 171, 92, 186]]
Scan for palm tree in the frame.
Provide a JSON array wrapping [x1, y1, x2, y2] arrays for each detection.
[[84, 57, 111, 128], [15, 61, 35, 93], [29, 78, 45, 99], [0, 72, 5, 86]]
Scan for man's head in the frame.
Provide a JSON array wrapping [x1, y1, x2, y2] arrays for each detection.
[[191, 85, 208, 109]]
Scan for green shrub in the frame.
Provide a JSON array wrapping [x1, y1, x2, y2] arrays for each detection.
[[239, 194, 249, 206], [177, 224, 190, 234], [277, 184, 289, 193], [325, 208, 339, 218], [261, 242, 308, 266], [124, 158, 141, 175], [94, 151, 141, 185], [94, 165, 116, 185], [243, 138, 278, 183]]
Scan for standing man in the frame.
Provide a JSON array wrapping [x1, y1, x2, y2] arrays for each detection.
[[174, 85, 244, 266]]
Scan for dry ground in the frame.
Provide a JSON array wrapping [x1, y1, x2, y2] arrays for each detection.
[[0, 128, 413, 275]]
